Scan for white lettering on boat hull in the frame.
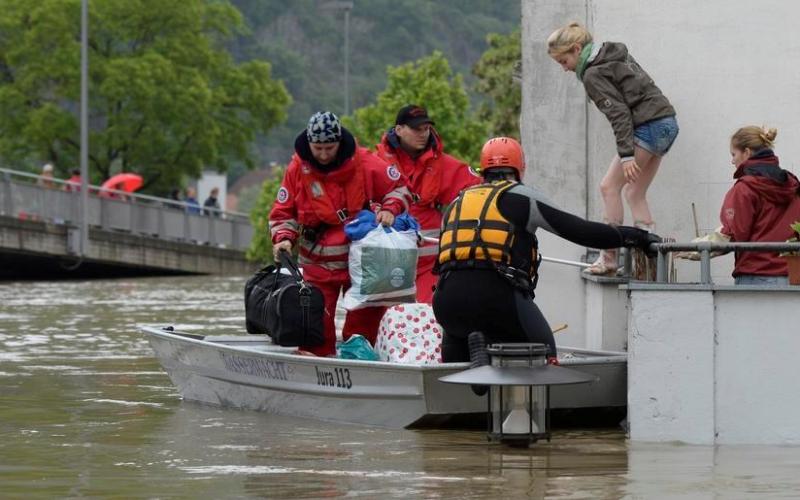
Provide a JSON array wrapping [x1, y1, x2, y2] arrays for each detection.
[[220, 352, 288, 381]]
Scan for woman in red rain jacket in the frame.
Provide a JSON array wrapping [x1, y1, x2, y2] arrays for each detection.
[[721, 126, 800, 284]]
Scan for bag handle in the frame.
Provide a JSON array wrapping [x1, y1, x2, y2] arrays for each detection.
[[278, 249, 312, 341], [269, 258, 283, 295], [278, 249, 305, 282], [265, 251, 297, 295]]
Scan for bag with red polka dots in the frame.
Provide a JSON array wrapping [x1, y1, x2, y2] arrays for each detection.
[[375, 303, 443, 364]]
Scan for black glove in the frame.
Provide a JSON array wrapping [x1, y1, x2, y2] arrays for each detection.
[[618, 226, 662, 257]]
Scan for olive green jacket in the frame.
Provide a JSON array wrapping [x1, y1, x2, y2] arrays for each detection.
[[581, 42, 675, 159]]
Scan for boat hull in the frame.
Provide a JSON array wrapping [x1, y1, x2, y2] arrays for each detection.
[[143, 327, 627, 429]]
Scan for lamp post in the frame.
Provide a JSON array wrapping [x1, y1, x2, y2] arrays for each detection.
[[440, 343, 596, 447], [321, 1, 354, 115], [79, 0, 89, 256]]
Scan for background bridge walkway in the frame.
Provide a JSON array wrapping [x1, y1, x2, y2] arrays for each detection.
[[0, 168, 256, 279]]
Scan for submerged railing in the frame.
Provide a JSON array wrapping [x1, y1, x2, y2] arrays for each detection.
[[0, 167, 254, 251]]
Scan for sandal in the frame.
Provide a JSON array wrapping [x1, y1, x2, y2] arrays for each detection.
[[583, 250, 618, 276]]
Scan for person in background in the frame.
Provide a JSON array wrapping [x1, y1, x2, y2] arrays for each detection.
[[270, 111, 411, 356], [64, 169, 82, 192], [37, 163, 57, 189], [164, 188, 183, 210], [433, 137, 660, 364], [375, 105, 480, 303], [679, 126, 800, 285], [203, 187, 221, 217], [547, 22, 678, 275], [184, 187, 202, 215]]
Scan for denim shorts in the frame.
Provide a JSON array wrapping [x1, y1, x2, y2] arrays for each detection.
[[633, 115, 679, 156]]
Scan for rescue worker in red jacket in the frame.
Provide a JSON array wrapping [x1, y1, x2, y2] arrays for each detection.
[[433, 137, 660, 363], [270, 111, 412, 356], [375, 105, 481, 303]]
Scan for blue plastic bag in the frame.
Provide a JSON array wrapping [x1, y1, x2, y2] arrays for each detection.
[[336, 334, 380, 361], [344, 210, 420, 241]]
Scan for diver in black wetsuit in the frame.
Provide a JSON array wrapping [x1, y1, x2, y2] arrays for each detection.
[[433, 137, 660, 363]]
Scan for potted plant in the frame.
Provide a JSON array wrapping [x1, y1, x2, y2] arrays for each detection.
[[782, 221, 800, 285]]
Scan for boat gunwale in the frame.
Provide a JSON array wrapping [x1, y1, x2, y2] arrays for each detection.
[[141, 326, 627, 371]]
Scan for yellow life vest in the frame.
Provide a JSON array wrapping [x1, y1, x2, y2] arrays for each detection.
[[437, 181, 539, 287]]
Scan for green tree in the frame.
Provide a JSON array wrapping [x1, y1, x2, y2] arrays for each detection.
[[473, 29, 521, 139], [229, 0, 519, 165], [234, 182, 264, 214], [343, 52, 487, 167], [0, 0, 291, 192], [246, 167, 284, 263]]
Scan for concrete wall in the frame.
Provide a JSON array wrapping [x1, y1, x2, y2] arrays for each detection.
[[627, 288, 715, 444], [627, 285, 800, 445], [522, 0, 592, 348], [522, 0, 800, 345], [0, 216, 255, 277], [583, 275, 628, 351]]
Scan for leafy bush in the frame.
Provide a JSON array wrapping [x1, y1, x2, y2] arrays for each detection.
[[785, 221, 800, 256], [246, 167, 285, 263]]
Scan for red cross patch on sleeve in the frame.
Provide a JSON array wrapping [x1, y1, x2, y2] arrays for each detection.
[[387, 164, 401, 181]]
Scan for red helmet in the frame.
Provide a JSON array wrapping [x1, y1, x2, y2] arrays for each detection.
[[479, 137, 525, 178]]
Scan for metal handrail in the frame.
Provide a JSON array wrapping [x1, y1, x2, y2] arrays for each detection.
[[650, 241, 800, 284], [542, 255, 590, 269], [421, 234, 590, 269], [0, 167, 250, 220], [0, 166, 255, 251]]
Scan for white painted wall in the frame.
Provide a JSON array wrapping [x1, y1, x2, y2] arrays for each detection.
[[522, 0, 800, 345], [522, 0, 592, 348], [628, 289, 715, 444], [584, 276, 628, 351], [714, 292, 800, 444], [628, 286, 800, 444]]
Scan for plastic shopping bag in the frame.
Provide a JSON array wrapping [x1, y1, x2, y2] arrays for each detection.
[[342, 225, 418, 310], [336, 334, 380, 361], [375, 303, 443, 365]]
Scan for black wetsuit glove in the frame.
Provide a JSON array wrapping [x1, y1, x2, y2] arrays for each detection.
[[617, 226, 662, 257]]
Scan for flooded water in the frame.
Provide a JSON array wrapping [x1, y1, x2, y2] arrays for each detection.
[[2, 275, 800, 498]]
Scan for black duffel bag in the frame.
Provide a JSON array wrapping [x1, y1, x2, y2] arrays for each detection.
[[244, 251, 324, 347]]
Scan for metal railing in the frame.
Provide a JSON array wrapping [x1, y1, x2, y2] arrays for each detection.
[[651, 241, 800, 284], [542, 242, 800, 285], [0, 167, 254, 251], [541, 255, 590, 269]]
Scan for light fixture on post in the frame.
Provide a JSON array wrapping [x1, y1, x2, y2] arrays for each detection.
[[489, 344, 547, 445], [440, 343, 596, 447]]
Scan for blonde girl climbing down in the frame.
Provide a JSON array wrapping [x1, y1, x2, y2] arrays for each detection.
[[548, 22, 679, 275]]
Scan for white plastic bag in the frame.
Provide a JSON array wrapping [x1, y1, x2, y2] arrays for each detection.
[[343, 226, 418, 310]]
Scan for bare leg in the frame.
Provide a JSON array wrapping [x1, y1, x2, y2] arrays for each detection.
[[599, 155, 627, 225], [624, 146, 662, 226], [623, 146, 664, 281], [586, 156, 626, 274]]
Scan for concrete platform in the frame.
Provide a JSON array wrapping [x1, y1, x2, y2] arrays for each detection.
[[626, 283, 800, 445]]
